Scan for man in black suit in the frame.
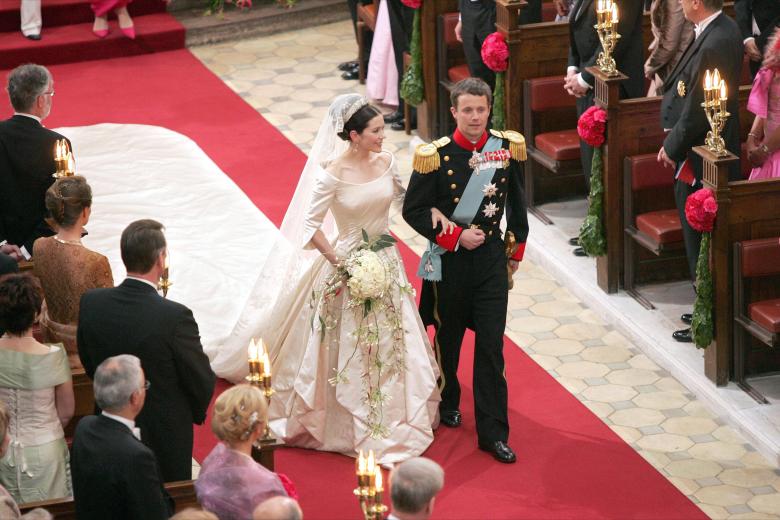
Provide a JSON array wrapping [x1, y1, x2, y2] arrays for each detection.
[[72, 354, 173, 520], [78, 219, 216, 482], [455, 0, 542, 89], [736, 0, 780, 77], [0, 64, 66, 262], [658, 0, 742, 342], [565, 0, 644, 255]]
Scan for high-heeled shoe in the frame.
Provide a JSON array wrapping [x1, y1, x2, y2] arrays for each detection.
[[120, 26, 136, 39], [93, 16, 109, 38], [93, 28, 109, 38]]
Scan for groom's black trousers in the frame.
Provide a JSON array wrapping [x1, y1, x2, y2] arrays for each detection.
[[429, 237, 509, 444]]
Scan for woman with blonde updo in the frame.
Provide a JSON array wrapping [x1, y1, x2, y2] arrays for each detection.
[[195, 385, 297, 520], [33, 176, 113, 369]]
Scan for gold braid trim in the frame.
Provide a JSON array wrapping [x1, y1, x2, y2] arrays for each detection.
[[490, 129, 527, 162], [412, 137, 450, 174]]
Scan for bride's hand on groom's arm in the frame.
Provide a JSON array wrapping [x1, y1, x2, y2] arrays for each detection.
[[430, 207, 455, 236]]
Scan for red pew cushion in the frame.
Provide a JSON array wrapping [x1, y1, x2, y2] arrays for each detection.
[[635, 209, 683, 244], [628, 154, 675, 191], [749, 299, 780, 333], [740, 237, 780, 277], [448, 64, 470, 83], [528, 76, 575, 111], [442, 12, 460, 48], [534, 130, 580, 161]]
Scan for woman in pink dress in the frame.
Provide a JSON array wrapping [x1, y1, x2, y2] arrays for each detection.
[[746, 29, 780, 180], [365, 0, 399, 107], [91, 0, 148, 39]]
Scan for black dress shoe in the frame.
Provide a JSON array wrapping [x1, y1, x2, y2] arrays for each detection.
[[383, 111, 403, 124], [341, 69, 359, 81], [478, 440, 517, 463], [568, 237, 580, 246], [338, 60, 358, 71], [25, 33, 41, 41], [573, 247, 587, 257], [391, 119, 416, 131], [680, 313, 693, 325], [440, 410, 462, 428], [672, 328, 693, 342]]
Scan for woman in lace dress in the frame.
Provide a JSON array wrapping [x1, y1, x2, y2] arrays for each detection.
[[33, 176, 113, 370], [211, 95, 445, 463], [0, 273, 73, 503], [747, 29, 780, 180]]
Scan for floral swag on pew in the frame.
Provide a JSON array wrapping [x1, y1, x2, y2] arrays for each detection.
[[400, 0, 424, 106], [685, 188, 718, 349], [481, 32, 509, 130], [577, 105, 608, 257]]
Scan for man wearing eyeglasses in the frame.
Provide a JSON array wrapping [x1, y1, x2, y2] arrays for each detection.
[[0, 63, 68, 264]]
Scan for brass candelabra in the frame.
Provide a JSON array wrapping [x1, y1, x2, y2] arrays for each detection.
[[157, 254, 172, 298], [354, 450, 387, 520], [53, 139, 75, 178], [701, 68, 730, 156], [594, 0, 620, 76], [247, 338, 275, 444]]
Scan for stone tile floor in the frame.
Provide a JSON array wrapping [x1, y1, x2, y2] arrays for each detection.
[[190, 20, 780, 519]]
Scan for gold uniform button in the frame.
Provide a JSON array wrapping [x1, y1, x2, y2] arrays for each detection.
[[447, 170, 454, 176], [444, 156, 450, 162], [489, 230, 493, 236], [453, 197, 460, 203], [501, 178, 506, 183], [450, 183, 457, 189], [492, 221, 497, 225]]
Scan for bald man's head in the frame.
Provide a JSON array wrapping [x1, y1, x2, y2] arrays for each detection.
[[252, 496, 302, 520]]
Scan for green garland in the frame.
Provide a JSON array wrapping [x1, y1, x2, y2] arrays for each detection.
[[578, 146, 607, 256], [691, 232, 714, 348], [400, 10, 424, 106], [491, 71, 506, 130]]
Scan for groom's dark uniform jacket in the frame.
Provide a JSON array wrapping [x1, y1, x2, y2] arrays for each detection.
[[0, 115, 66, 254], [402, 128, 528, 445], [660, 11, 742, 278]]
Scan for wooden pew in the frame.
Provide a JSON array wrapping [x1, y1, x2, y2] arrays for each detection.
[[19, 480, 200, 519], [702, 151, 780, 386], [591, 64, 751, 293]]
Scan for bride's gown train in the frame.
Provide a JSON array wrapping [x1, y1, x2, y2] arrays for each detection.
[[212, 151, 439, 463]]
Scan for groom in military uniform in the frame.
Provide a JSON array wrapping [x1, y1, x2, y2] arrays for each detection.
[[403, 77, 528, 463]]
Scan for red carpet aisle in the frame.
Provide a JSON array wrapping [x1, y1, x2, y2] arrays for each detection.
[[0, 0, 183, 68], [7, 50, 706, 519]]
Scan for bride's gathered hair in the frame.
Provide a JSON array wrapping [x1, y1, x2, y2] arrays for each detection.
[[45, 175, 92, 229], [336, 103, 382, 142], [211, 384, 267, 444]]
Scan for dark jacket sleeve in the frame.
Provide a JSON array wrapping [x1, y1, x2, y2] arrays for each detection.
[[172, 307, 215, 425], [580, 0, 643, 87], [735, 0, 754, 40], [505, 157, 529, 246], [77, 292, 96, 379], [126, 447, 174, 520]]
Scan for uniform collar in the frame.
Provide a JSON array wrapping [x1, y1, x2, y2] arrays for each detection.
[[453, 128, 488, 151]]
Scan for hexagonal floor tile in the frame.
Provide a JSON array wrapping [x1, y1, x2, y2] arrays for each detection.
[[610, 407, 666, 428]]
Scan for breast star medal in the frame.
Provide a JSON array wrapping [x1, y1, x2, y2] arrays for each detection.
[[482, 202, 499, 218], [677, 80, 686, 98], [468, 150, 481, 174], [482, 182, 497, 198]]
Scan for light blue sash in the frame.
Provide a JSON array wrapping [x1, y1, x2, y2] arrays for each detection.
[[418, 136, 503, 281]]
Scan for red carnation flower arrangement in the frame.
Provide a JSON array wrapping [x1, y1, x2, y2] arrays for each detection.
[[481, 32, 509, 73], [401, 0, 421, 8], [577, 106, 607, 148], [685, 188, 718, 232]]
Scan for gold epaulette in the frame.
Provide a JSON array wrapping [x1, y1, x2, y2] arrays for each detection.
[[412, 136, 451, 174], [490, 129, 527, 162]]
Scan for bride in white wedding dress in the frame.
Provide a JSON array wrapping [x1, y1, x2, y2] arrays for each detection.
[[209, 94, 444, 463]]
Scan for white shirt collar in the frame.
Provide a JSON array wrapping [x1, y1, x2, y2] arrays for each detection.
[[102, 412, 141, 440], [694, 11, 722, 39], [13, 112, 41, 123], [125, 276, 159, 291]]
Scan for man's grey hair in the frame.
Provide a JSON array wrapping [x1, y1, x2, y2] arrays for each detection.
[[94, 355, 144, 412], [390, 457, 445, 515], [6, 64, 51, 113], [252, 496, 303, 520]]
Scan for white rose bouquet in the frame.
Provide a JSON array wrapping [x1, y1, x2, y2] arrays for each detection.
[[345, 249, 389, 301]]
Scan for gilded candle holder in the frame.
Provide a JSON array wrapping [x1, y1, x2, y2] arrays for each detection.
[[594, 4, 620, 76], [158, 267, 172, 298], [701, 74, 730, 157]]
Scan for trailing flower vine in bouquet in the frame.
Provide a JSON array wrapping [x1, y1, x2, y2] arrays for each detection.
[[400, 0, 424, 106], [576, 105, 608, 256], [310, 230, 413, 438], [480, 32, 509, 129], [685, 188, 718, 348]]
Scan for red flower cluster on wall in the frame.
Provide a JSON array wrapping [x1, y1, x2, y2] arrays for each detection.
[[401, 0, 421, 9], [685, 188, 718, 233], [577, 106, 607, 148], [481, 32, 509, 73]]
